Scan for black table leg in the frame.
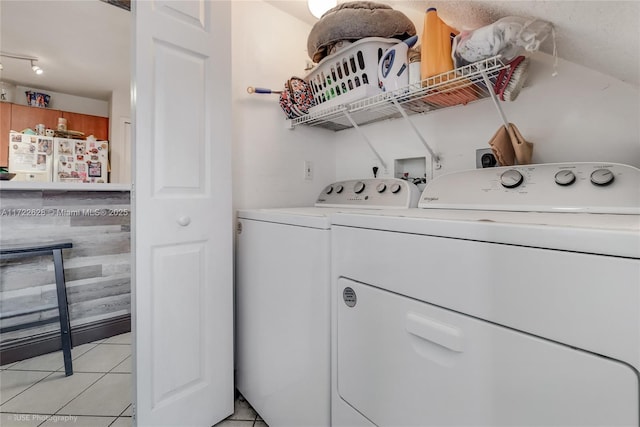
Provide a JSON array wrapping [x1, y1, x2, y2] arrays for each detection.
[[53, 248, 73, 376]]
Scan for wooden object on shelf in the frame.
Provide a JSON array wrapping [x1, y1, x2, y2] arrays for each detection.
[[62, 111, 109, 140], [0, 103, 11, 167]]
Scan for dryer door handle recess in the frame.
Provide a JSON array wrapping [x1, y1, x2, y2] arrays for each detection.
[[405, 312, 464, 352]]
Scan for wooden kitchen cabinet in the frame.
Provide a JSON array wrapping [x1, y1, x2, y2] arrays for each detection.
[[62, 111, 109, 140], [0, 102, 11, 167], [8, 104, 109, 137], [10, 104, 62, 134], [2, 104, 110, 167]]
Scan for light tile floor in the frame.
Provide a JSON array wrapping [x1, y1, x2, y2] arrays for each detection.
[[1, 333, 133, 427], [213, 394, 268, 427], [1, 333, 267, 427]]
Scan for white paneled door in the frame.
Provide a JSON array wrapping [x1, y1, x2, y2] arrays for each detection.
[[132, 1, 233, 426]]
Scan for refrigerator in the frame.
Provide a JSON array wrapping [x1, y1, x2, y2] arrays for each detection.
[[53, 137, 109, 183], [8, 131, 53, 182]]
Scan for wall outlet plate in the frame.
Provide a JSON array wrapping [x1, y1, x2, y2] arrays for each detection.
[[476, 149, 498, 168], [304, 160, 313, 180]]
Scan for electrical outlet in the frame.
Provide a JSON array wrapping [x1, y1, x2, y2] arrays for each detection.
[[476, 149, 498, 168], [304, 160, 313, 180]]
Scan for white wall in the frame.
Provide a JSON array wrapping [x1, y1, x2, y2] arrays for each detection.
[[231, 1, 336, 210], [232, 0, 639, 208], [109, 87, 132, 184], [15, 85, 109, 117], [333, 52, 640, 182]]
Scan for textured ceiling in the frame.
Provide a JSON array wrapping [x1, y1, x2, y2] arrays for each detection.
[[0, 0, 637, 104], [426, 0, 640, 86], [267, 0, 640, 86], [0, 0, 130, 101]]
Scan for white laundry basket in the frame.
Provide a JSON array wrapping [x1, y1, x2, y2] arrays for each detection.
[[306, 37, 399, 111]]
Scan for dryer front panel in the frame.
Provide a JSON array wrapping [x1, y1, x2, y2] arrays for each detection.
[[336, 278, 639, 427], [331, 225, 640, 369]]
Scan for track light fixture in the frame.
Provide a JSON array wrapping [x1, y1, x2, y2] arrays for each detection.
[[0, 51, 44, 75], [31, 60, 43, 75]]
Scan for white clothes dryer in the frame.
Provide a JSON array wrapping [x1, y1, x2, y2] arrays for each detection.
[[330, 163, 640, 427], [235, 178, 419, 427]]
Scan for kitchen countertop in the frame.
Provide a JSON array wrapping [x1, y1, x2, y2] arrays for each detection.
[[0, 181, 131, 191]]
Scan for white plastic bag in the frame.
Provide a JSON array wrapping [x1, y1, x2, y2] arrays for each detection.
[[452, 16, 553, 67]]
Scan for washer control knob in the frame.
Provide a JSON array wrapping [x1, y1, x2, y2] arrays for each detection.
[[376, 183, 387, 193], [390, 183, 402, 193], [554, 170, 576, 186], [590, 168, 615, 186], [335, 184, 344, 194], [324, 185, 333, 194], [500, 169, 524, 188], [354, 181, 366, 194]]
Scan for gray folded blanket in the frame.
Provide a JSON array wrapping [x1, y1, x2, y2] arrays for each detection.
[[307, 1, 417, 63]]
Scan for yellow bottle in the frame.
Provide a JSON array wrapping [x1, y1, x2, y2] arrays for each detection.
[[421, 7, 457, 84], [420, 7, 478, 107]]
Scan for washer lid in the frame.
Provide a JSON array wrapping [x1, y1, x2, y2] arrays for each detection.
[[237, 208, 336, 229], [419, 162, 640, 214], [331, 209, 640, 258]]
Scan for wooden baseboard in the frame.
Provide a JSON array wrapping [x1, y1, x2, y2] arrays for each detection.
[[0, 314, 131, 365]]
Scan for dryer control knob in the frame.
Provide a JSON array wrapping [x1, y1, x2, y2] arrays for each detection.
[[376, 183, 387, 193], [335, 184, 344, 193], [500, 169, 524, 188], [324, 185, 334, 194], [554, 170, 576, 186], [354, 181, 366, 194], [390, 183, 402, 193], [590, 168, 615, 186]]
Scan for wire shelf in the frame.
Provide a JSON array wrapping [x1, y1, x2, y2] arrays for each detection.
[[291, 56, 507, 131]]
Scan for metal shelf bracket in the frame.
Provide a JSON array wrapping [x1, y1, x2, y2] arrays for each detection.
[[283, 57, 511, 176], [390, 96, 441, 169], [343, 110, 388, 171]]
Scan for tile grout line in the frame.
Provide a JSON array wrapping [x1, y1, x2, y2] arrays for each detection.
[[35, 413, 52, 427], [107, 404, 133, 427], [52, 369, 131, 418], [45, 341, 130, 374], [50, 372, 109, 417], [51, 341, 130, 418], [106, 351, 132, 375], [52, 349, 131, 418], [1, 334, 132, 422], [4, 341, 102, 375], [36, 413, 122, 427], [0, 370, 58, 408]]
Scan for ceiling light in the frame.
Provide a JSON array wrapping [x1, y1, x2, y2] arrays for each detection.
[[308, 0, 337, 19], [0, 51, 44, 75], [31, 60, 43, 75]]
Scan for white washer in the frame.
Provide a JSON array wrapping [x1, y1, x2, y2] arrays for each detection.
[[235, 178, 420, 427], [330, 163, 640, 427]]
